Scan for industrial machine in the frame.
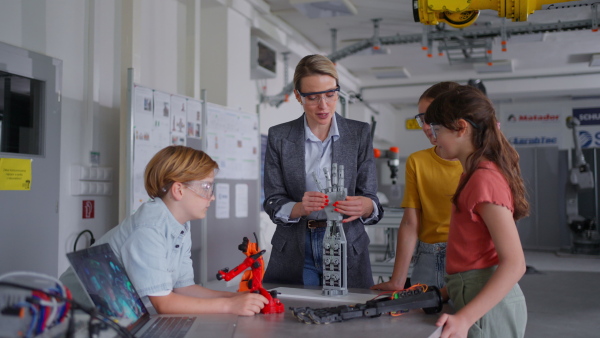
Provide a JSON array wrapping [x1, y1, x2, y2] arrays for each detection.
[[413, 0, 582, 28], [291, 284, 443, 324], [312, 163, 349, 296], [216, 236, 285, 314], [565, 116, 599, 254], [374, 147, 400, 186]]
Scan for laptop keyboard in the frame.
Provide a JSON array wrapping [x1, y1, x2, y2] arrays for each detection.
[[140, 316, 196, 338]]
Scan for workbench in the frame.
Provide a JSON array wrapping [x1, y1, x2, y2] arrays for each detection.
[[82, 284, 445, 338], [213, 284, 443, 338]]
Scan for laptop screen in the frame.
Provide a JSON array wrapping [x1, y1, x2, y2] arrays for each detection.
[[67, 243, 148, 326]]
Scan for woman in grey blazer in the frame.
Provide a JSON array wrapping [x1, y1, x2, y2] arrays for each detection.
[[262, 54, 384, 288]]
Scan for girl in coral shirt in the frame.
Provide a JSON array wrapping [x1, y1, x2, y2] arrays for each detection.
[[425, 86, 529, 338]]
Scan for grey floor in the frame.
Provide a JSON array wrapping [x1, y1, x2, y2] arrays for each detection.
[[521, 250, 600, 338]]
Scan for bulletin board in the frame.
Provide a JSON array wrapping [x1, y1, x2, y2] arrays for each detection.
[[126, 70, 260, 285], [129, 84, 204, 213], [201, 103, 261, 284]]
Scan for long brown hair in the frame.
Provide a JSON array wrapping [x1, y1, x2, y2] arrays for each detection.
[[145, 146, 218, 199], [424, 86, 529, 220]]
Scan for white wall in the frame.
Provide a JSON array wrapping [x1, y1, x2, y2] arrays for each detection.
[[0, 0, 122, 275], [57, 1, 122, 275], [0, 0, 203, 275]]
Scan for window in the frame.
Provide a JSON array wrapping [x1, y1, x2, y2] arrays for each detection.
[[0, 71, 43, 155]]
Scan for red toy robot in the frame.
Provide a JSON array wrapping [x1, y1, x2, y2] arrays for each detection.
[[216, 235, 285, 314]]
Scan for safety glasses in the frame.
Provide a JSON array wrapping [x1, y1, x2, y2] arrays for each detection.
[[428, 123, 441, 140], [428, 119, 479, 140], [297, 86, 340, 106], [414, 113, 426, 128], [183, 180, 214, 200]]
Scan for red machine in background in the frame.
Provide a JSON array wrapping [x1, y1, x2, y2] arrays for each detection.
[[216, 235, 285, 314]]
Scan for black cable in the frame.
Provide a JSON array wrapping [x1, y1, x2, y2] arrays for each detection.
[[66, 305, 76, 338], [0, 281, 133, 338], [73, 230, 96, 252]]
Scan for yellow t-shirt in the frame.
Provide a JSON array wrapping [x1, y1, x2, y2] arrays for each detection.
[[401, 147, 462, 244]]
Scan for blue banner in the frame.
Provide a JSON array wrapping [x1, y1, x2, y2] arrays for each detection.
[[577, 130, 600, 148], [573, 107, 600, 126]]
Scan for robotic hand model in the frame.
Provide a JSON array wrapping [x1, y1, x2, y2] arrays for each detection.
[[291, 284, 443, 324], [312, 163, 348, 296], [216, 236, 285, 314]]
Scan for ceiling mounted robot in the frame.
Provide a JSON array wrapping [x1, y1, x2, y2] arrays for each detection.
[[413, 0, 582, 28]]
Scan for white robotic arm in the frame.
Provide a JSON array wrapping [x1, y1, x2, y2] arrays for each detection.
[[566, 116, 595, 190]]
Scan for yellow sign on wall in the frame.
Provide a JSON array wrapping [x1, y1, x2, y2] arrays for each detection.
[[0, 158, 32, 190], [406, 118, 422, 130]]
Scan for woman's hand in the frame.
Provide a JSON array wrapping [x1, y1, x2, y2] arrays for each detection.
[[334, 196, 374, 223], [291, 191, 329, 218]]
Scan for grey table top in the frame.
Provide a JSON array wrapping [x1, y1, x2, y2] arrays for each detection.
[[90, 284, 446, 338], [231, 285, 444, 338]]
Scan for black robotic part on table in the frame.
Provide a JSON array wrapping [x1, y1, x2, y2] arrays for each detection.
[[290, 285, 443, 324]]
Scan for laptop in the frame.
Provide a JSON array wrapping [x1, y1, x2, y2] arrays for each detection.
[[67, 243, 237, 338]]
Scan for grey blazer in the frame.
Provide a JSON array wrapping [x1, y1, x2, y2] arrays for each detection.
[[262, 113, 383, 288]]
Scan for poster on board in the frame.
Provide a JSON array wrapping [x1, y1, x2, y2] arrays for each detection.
[[187, 99, 203, 139], [171, 95, 187, 146], [131, 85, 215, 213], [205, 103, 259, 180], [132, 86, 191, 212], [132, 85, 159, 211], [153, 91, 171, 146]]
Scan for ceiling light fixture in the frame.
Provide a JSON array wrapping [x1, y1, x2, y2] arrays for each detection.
[[290, 0, 358, 19]]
